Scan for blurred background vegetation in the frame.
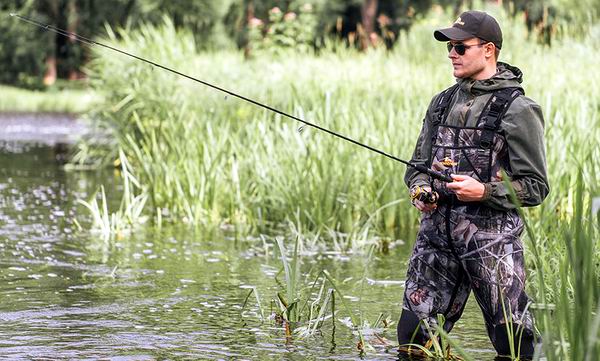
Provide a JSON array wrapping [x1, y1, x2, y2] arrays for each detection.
[[1, 0, 598, 89]]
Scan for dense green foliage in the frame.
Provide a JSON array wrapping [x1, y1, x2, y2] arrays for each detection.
[[2, 0, 598, 88], [1, 0, 235, 88], [1, 1, 51, 87]]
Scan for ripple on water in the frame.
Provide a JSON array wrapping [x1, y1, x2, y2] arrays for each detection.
[[0, 140, 500, 360]]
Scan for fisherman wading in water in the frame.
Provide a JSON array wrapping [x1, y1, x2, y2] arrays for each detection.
[[397, 10, 549, 360]]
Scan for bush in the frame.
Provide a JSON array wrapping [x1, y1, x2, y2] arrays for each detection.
[[0, 3, 51, 88]]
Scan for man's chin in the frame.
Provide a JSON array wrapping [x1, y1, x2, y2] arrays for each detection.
[[453, 70, 467, 79], [453, 67, 475, 79]]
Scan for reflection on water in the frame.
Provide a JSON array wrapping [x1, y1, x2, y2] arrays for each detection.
[[0, 141, 496, 359], [0, 112, 89, 145]]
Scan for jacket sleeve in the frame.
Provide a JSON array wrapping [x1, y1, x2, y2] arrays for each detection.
[[481, 97, 550, 210], [404, 99, 436, 190]]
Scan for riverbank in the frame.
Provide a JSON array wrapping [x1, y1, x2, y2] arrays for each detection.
[[0, 84, 100, 113]]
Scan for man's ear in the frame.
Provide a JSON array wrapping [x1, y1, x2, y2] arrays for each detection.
[[485, 43, 496, 59]]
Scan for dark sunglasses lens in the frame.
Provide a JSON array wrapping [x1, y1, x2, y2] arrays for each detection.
[[446, 43, 466, 55], [454, 44, 466, 55]]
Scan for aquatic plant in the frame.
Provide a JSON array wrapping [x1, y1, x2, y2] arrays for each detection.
[[398, 315, 473, 361], [274, 236, 302, 323], [76, 149, 148, 239], [240, 286, 265, 321], [270, 236, 373, 350]]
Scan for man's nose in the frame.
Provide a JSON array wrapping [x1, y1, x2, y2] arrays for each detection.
[[448, 47, 458, 59]]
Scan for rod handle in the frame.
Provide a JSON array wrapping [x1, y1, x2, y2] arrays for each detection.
[[413, 164, 453, 183]]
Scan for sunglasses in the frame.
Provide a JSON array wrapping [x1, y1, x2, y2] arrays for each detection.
[[446, 42, 487, 55]]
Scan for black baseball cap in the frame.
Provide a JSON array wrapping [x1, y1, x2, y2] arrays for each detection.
[[434, 10, 503, 49]]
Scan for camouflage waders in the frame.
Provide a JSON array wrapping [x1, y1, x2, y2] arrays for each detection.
[[397, 85, 538, 358]]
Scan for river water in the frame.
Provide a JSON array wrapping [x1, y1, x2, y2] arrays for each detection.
[[0, 114, 497, 360]]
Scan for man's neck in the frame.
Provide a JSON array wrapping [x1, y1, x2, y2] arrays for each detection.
[[472, 62, 498, 80]]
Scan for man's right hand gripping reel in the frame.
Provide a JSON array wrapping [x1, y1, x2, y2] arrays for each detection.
[[410, 185, 439, 204]]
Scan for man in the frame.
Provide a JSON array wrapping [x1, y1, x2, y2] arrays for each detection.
[[397, 10, 549, 359]]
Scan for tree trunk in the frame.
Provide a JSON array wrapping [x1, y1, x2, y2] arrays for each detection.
[[67, 0, 81, 80], [43, 56, 57, 86], [42, 0, 60, 86], [360, 0, 378, 49], [243, 0, 255, 58]]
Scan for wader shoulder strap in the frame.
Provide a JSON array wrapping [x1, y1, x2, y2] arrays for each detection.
[[478, 87, 524, 149], [430, 84, 460, 145], [426, 84, 459, 169], [432, 84, 460, 127]]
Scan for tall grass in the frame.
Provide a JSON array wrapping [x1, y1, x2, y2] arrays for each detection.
[[523, 171, 600, 360], [82, 10, 599, 244], [82, 18, 436, 243]]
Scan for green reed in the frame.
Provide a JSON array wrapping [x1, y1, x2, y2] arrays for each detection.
[[77, 149, 148, 240], [275, 236, 302, 322], [81, 11, 599, 247], [526, 171, 600, 361]]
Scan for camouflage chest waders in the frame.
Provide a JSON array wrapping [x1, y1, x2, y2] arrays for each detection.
[[397, 85, 538, 358]]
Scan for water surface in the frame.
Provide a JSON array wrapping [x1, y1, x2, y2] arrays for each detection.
[[0, 120, 496, 360]]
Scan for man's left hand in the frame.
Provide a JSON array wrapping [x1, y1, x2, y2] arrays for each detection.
[[446, 174, 485, 202]]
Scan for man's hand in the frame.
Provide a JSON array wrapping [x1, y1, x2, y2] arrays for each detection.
[[446, 174, 485, 202], [410, 185, 437, 213]]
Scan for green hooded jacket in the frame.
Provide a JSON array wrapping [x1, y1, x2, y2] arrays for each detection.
[[404, 62, 550, 210]]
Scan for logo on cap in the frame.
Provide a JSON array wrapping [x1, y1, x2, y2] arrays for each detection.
[[454, 17, 465, 26]]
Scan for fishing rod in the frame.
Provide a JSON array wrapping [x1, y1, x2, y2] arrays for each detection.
[[10, 13, 453, 184]]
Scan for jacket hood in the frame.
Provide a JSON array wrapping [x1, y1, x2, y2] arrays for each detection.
[[458, 62, 523, 95]]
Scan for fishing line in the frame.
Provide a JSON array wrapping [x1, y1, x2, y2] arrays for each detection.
[[10, 13, 452, 182]]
